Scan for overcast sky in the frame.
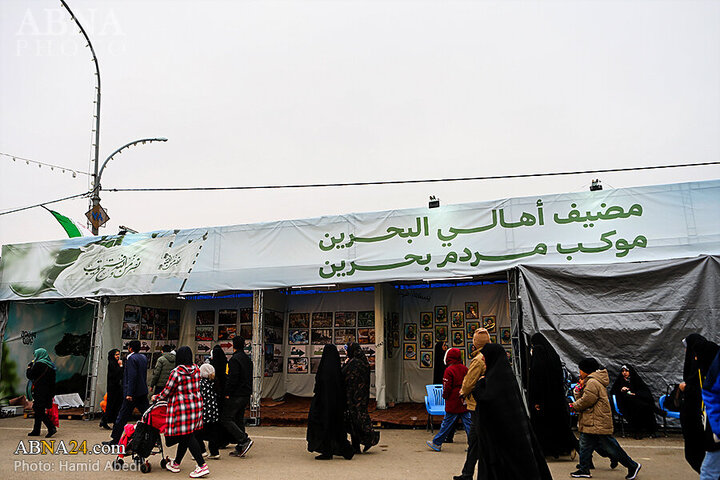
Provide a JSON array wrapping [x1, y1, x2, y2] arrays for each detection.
[[1, 0, 718, 247]]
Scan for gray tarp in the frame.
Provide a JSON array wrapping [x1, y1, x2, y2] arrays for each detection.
[[518, 255, 720, 400]]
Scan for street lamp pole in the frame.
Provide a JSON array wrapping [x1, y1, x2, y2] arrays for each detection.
[[60, 1, 101, 230]]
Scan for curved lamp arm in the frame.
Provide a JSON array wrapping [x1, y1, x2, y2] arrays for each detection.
[[94, 137, 168, 193]]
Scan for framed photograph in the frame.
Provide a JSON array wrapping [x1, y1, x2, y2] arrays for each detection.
[[196, 310, 215, 325], [122, 322, 139, 339], [504, 346, 513, 363], [239, 308, 252, 323], [403, 343, 417, 360], [310, 345, 325, 357], [218, 309, 237, 325], [141, 307, 155, 325], [392, 330, 400, 348], [240, 324, 253, 340], [195, 354, 207, 366], [465, 321, 480, 337], [420, 332, 433, 349], [434, 306, 448, 323], [482, 315, 497, 333], [218, 325, 236, 340], [312, 312, 333, 328], [265, 310, 284, 328], [311, 328, 333, 345], [466, 342, 475, 356], [124, 305, 142, 323], [420, 312, 433, 329], [168, 310, 180, 340], [289, 345, 307, 357], [419, 350, 433, 368], [264, 326, 283, 344], [435, 325, 448, 342], [310, 357, 322, 374], [139, 341, 152, 353], [358, 311, 374, 327], [287, 357, 308, 374], [360, 345, 376, 358], [140, 323, 154, 340], [500, 327, 511, 344], [218, 340, 234, 355], [155, 323, 168, 340], [196, 341, 212, 356], [195, 325, 214, 342], [404, 323, 418, 341], [451, 310, 464, 328], [357, 328, 375, 344], [465, 302, 479, 319], [489, 334, 497, 344], [334, 328, 356, 345], [264, 358, 278, 377], [451, 330, 464, 347], [156, 309, 168, 325], [272, 344, 283, 356], [334, 311, 357, 327], [288, 328, 309, 345], [289, 312, 310, 329]]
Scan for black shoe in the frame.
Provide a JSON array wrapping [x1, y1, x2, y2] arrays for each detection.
[[576, 462, 595, 470], [570, 470, 592, 478], [233, 439, 253, 457], [315, 454, 332, 460], [99, 421, 111, 430], [102, 440, 118, 446], [45, 427, 57, 438], [453, 476, 471, 480], [28, 431, 40, 437], [610, 458, 618, 469], [625, 463, 641, 480]]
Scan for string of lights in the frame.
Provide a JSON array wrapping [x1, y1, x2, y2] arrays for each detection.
[[0, 152, 91, 178], [0, 192, 89, 216], [105, 160, 720, 193]]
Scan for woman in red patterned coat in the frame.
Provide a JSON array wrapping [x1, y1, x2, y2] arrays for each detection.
[[153, 346, 208, 478]]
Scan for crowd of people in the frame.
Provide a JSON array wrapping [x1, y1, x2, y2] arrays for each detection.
[[23, 328, 720, 479]]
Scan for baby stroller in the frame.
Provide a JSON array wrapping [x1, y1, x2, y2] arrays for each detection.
[[112, 401, 170, 473]]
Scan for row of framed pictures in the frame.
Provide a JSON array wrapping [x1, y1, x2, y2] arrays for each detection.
[[405, 342, 514, 369], [416, 312, 497, 334], [122, 305, 181, 341]]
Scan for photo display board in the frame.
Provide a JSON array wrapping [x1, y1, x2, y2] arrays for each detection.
[[122, 304, 181, 369]]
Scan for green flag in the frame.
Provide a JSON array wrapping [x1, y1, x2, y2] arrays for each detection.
[[44, 208, 90, 238]]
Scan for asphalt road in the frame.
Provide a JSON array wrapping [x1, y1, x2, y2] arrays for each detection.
[[0, 416, 697, 479]]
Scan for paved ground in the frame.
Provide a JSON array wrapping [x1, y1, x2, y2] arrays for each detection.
[[0, 416, 697, 479]]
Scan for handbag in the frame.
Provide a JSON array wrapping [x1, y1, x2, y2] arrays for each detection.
[[46, 402, 59, 427]]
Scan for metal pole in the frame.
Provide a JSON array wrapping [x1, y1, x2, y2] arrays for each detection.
[[374, 284, 386, 409], [59, 1, 101, 235], [250, 290, 264, 424], [84, 297, 106, 418], [0, 302, 8, 382]]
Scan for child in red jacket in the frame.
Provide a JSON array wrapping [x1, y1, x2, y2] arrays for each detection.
[[426, 348, 472, 451]]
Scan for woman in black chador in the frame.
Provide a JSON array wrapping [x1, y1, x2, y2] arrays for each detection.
[[209, 346, 227, 401], [306, 344, 354, 460], [342, 343, 380, 453], [528, 333, 578, 457], [610, 364, 658, 438], [100, 349, 123, 430], [473, 343, 552, 480]]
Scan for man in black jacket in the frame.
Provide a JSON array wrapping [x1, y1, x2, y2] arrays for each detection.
[[223, 335, 254, 457], [103, 340, 149, 445]]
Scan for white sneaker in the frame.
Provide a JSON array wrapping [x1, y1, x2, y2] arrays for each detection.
[[189, 464, 209, 478], [207, 454, 220, 460], [201, 451, 209, 458], [166, 461, 181, 473]]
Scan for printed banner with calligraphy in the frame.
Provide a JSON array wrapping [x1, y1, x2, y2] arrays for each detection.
[[1, 179, 719, 300]]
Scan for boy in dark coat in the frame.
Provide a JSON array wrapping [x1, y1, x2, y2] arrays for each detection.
[[426, 347, 472, 451], [222, 335, 254, 457]]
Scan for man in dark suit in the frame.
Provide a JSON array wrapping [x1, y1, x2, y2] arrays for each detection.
[[103, 340, 149, 445], [223, 335, 254, 457]]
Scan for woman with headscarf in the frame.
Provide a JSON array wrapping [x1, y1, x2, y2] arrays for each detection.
[[681, 334, 713, 473], [473, 343, 552, 480], [307, 344, 354, 460], [342, 343, 380, 453], [100, 348, 123, 430], [210, 345, 227, 400], [153, 346, 208, 478], [26, 348, 57, 437], [610, 364, 658, 438], [197, 363, 221, 460], [528, 333, 578, 458]]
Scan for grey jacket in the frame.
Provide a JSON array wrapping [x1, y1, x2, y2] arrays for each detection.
[[150, 352, 175, 390]]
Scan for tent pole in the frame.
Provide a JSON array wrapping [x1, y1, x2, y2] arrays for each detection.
[[507, 268, 528, 411], [250, 290, 264, 424], [374, 284, 386, 409], [0, 302, 7, 385], [84, 297, 106, 419]]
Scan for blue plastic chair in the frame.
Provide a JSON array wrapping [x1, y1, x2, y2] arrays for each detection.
[[659, 394, 680, 436], [567, 383, 578, 416], [612, 394, 627, 437], [424, 384, 445, 433]]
